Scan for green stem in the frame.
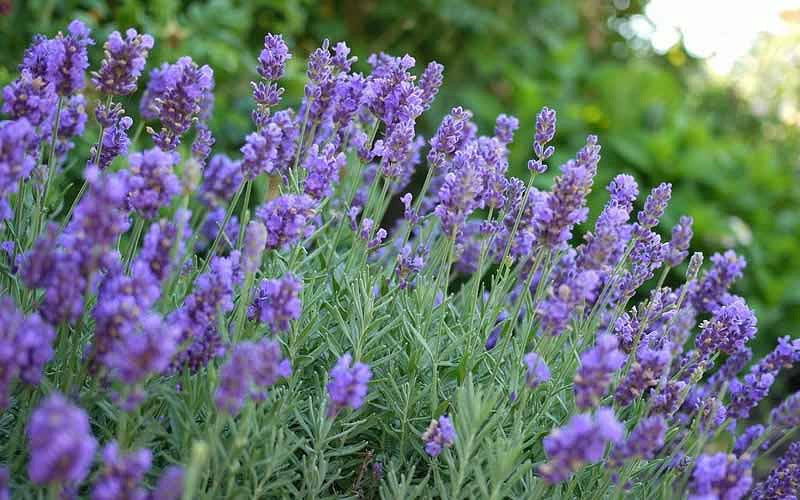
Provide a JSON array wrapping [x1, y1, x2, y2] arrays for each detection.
[[198, 182, 245, 276], [236, 180, 253, 248], [36, 96, 64, 239], [124, 217, 146, 273]]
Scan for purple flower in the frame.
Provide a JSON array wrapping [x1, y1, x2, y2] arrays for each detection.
[[573, 334, 626, 409], [257, 33, 291, 81], [688, 453, 752, 500], [609, 415, 666, 467], [649, 380, 687, 416], [91, 441, 152, 500], [0, 466, 8, 500], [133, 212, 189, 286], [127, 147, 181, 218], [326, 353, 372, 416], [395, 244, 425, 289], [665, 215, 693, 267], [169, 252, 243, 373], [524, 352, 550, 389], [214, 339, 291, 415], [242, 221, 267, 274], [191, 124, 214, 165], [615, 334, 672, 407], [528, 106, 556, 173], [617, 227, 664, 299], [199, 207, 239, 253], [0, 119, 37, 209], [2, 69, 57, 126], [151, 466, 184, 500], [771, 391, 800, 432], [0, 298, 54, 407], [532, 135, 600, 248], [418, 61, 444, 110], [422, 415, 456, 457], [538, 407, 623, 484], [332, 73, 366, 129], [304, 143, 345, 200], [538, 252, 600, 335], [607, 174, 639, 210], [373, 120, 416, 180], [636, 182, 672, 231], [752, 441, 800, 500], [358, 218, 387, 250], [728, 335, 800, 419], [364, 52, 423, 127], [106, 313, 180, 386], [427, 107, 472, 169], [92, 28, 154, 96], [249, 274, 303, 332], [494, 114, 520, 145], [27, 393, 97, 485], [200, 154, 243, 208], [733, 425, 764, 457], [433, 145, 485, 236], [241, 122, 281, 179], [41, 93, 88, 158], [691, 250, 747, 314], [256, 194, 317, 250], [47, 20, 94, 96], [93, 113, 133, 170], [695, 295, 757, 360], [141, 57, 214, 150]]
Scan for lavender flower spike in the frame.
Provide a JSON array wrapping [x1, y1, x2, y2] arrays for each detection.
[[752, 441, 800, 499], [574, 334, 627, 409], [327, 353, 372, 416], [92, 28, 155, 96], [524, 352, 551, 389], [249, 274, 303, 333], [422, 415, 456, 457], [258, 33, 291, 81], [528, 106, 557, 173], [91, 442, 152, 500], [538, 407, 623, 484], [688, 453, 752, 500], [27, 393, 97, 485]]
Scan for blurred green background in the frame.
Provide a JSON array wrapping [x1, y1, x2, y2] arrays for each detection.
[[1, 0, 798, 385]]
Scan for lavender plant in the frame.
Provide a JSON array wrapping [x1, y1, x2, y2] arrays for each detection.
[[0, 20, 798, 499]]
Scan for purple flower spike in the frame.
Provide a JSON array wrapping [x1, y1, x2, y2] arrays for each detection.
[[47, 20, 95, 96], [691, 250, 747, 314], [200, 154, 243, 208], [665, 215, 693, 267], [418, 61, 444, 110], [695, 295, 757, 360], [528, 106, 557, 173], [258, 33, 291, 81], [609, 415, 667, 467], [524, 352, 550, 389], [752, 442, 800, 499], [422, 415, 456, 457], [2, 70, 57, 126], [27, 393, 97, 485], [249, 274, 303, 333], [533, 135, 600, 248], [428, 106, 472, 169], [494, 114, 520, 145], [256, 194, 317, 250], [152, 466, 184, 500], [215, 339, 292, 416], [688, 453, 752, 500], [538, 407, 623, 484], [573, 334, 626, 409], [141, 57, 214, 150], [92, 28, 155, 96], [327, 353, 372, 417], [91, 441, 152, 500], [615, 334, 672, 407], [127, 147, 181, 219], [304, 143, 346, 200], [637, 182, 672, 230]]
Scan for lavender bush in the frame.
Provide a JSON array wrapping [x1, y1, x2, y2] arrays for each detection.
[[0, 20, 798, 499]]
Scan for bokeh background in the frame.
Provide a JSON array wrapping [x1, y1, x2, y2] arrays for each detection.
[[2, 0, 799, 401]]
